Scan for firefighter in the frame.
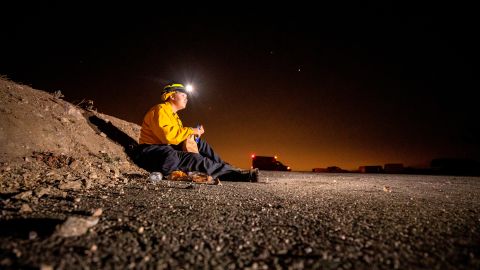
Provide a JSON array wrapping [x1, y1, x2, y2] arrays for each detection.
[[135, 83, 259, 182]]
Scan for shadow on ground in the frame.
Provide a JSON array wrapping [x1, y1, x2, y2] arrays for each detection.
[[86, 114, 139, 162], [0, 218, 63, 239]]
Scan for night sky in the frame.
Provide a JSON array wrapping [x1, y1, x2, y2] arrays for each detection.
[[1, 3, 478, 171]]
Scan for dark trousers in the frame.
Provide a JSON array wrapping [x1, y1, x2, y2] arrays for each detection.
[[135, 139, 237, 179]]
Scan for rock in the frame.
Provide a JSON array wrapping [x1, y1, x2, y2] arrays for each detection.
[[35, 187, 67, 198], [67, 106, 83, 120], [58, 181, 82, 191], [29, 231, 38, 240], [20, 203, 33, 213], [14, 191, 33, 201], [112, 168, 120, 178], [0, 258, 12, 267], [138, 227, 144, 234], [92, 208, 103, 217], [55, 216, 99, 237], [69, 160, 80, 169], [102, 164, 110, 173], [35, 187, 50, 198], [40, 264, 54, 270]]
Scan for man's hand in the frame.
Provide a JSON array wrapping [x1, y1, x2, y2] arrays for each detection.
[[192, 125, 205, 136]]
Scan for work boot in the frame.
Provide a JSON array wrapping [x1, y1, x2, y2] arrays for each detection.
[[221, 168, 259, 182], [233, 168, 258, 182]]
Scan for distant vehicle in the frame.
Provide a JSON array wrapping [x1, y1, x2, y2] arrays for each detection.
[[251, 155, 291, 171]]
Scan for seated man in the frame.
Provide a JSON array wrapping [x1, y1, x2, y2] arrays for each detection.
[[135, 83, 258, 182]]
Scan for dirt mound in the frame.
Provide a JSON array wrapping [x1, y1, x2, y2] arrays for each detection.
[[0, 77, 147, 193]]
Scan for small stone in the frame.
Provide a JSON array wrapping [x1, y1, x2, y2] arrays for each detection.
[[20, 203, 32, 213], [92, 208, 103, 217], [40, 264, 54, 270], [59, 181, 82, 191], [69, 160, 80, 169], [90, 244, 98, 252], [0, 258, 12, 266], [13, 248, 21, 257], [138, 227, 144, 234], [29, 231, 38, 240], [55, 216, 99, 237], [14, 191, 33, 201], [35, 187, 67, 198], [113, 168, 120, 178], [99, 132, 107, 138]]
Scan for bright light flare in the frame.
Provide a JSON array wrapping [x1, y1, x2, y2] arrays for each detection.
[[185, 84, 194, 93], [251, 154, 256, 159]]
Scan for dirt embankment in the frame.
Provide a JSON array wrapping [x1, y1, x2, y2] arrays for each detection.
[[0, 77, 148, 193]]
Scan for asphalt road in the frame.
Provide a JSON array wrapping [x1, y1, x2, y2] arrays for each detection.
[[1, 171, 479, 269]]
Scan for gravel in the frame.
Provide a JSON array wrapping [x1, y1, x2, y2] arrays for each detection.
[[1, 171, 479, 269]]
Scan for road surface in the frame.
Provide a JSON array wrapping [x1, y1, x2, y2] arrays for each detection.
[[1, 171, 479, 269]]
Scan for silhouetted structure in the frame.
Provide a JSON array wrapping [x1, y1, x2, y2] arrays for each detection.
[[359, 165, 383, 173], [312, 166, 349, 173], [384, 163, 404, 174]]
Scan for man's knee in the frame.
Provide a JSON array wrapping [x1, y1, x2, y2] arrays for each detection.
[[138, 145, 180, 174], [180, 152, 204, 163]]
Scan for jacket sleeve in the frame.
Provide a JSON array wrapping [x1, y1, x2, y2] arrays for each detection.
[[151, 107, 193, 145]]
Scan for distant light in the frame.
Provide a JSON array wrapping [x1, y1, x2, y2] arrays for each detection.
[[287, 166, 291, 170], [274, 155, 278, 159], [251, 154, 255, 159], [185, 84, 194, 93]]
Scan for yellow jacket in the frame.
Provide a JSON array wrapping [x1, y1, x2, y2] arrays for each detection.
[[139, 102, 193, 145]]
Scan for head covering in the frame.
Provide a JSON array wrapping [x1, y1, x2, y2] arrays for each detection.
[[161, 83, 187, 101]]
